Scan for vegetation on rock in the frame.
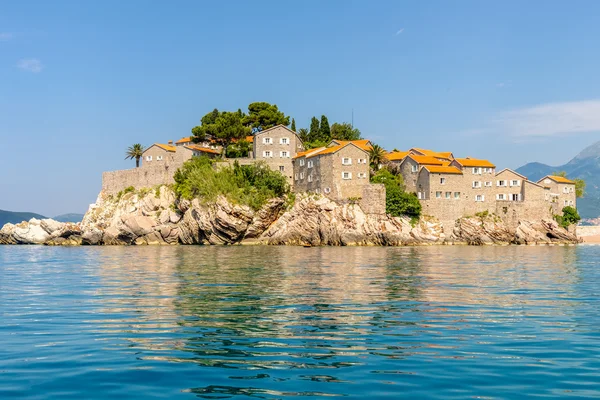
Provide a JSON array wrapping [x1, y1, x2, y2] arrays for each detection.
[[554, 206, 581, 228], [173, 156, 289, 210], [371, 168, 421, 219]]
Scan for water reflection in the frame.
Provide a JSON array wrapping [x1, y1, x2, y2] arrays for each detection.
[[2, 245, 598, 399]]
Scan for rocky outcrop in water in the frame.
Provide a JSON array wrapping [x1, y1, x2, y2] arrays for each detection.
[[0, 186, 580, 246]]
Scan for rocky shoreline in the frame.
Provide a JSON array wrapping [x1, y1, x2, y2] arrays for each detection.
[[0, 186, 580, 246]]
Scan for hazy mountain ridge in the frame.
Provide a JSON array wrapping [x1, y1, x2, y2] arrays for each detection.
[[53, 214, 85, 223], [0, 210, 46, 227], [516, 140, 600, 219]]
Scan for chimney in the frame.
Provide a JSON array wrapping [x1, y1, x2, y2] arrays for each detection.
[[168, 140, 173, 145]]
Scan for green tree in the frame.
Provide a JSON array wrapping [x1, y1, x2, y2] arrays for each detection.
[[368, 143, 386, 170], [319, 115, 331, 142], [555, 206, 581, 228], [309, 117, 320, 142], [226, 139, 252, 158], [330, 122, 362, 141], [298, 128, 309, 143], [291, 118, 296, 132], [192, 109, 251, 156], [125, 143, 145, 168], [553, 171, 586, 198], [371, 168, 420, 219], [242, 102, 290, 131]]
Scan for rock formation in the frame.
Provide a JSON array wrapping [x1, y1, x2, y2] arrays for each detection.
[[0, 186, 580, 246]]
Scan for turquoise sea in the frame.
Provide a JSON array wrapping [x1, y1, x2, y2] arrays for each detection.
[[1, 246, 599, 399]]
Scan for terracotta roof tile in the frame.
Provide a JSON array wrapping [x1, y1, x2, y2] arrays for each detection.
[[330, 139, 372, 151], [186, 145, 220, 155], [454, 158, 496, 168], [406, 155, 445, 165], [541, 175, 575, 184], [423, 165, 463, 175], [155, 143, 177, 152], [386, 151, 409, 161], [176, 137, 192, 144]]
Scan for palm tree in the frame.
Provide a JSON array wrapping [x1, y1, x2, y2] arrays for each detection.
[[368, 144, 386, 171], [125, 144, 145, 168], [298, 128, 309, 143]]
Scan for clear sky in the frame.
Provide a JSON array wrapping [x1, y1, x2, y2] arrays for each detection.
[[2, 0, 600, 217]]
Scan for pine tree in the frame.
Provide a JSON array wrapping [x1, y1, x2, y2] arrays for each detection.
[[309, 117, 320, 142], [319, 115, 331, 142], [291, 118, 296, 132]]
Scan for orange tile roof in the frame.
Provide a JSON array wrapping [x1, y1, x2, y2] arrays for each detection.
[[386, 151, 409, 161], [330, 139, 372, 151], [454, 158, 496, 168], [176, 137, 192, 144], [423, 165, 463, 175], [544, 175, 575, 184], [155, 143, 176, 152], [406, 155, 445, 165], [186, 145, 221, 155], [410, 148, 453, 159], [293, 148, 326, 159]]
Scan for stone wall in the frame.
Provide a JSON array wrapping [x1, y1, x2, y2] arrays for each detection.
[[359, 184, 386, 215], [102, 164, 177, 195]]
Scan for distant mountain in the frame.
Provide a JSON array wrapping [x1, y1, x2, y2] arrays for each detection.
[[516, 140, 600, 219], [0, 209, 46, 227], [53, 213, 85, 223]]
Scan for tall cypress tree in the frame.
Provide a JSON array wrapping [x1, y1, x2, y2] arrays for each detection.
[[291, 118, 296, 132], [319, 115, 331, 142], [309, 117, 320, 142]]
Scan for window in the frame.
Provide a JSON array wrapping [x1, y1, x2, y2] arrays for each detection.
[[411, 164, 418, 173], [315, 188, 321, 194], [300, 172, 304, 180], [358, 172, 367, 179], [484, 181, 492, 187], [475, 195, 485, 202], [146, 155, 152, 161], [472, 167, 482, 174], [299, 159, 305, 166], [308, 175, 313, 182], [454, 192, 460, 199], [157, 155, 163, 161], [279, 166, 285, 172], [472, 181, 481, 188], [263, 151, 272, 158], [497, 194, 505, 200], [497, 180, 506, 187], [564, 200, 568, 206], [445, 192, 451, 199], [307, 160, 314, 168], [440, 177, 446, 185], [483, 168, 488, 173], [342, 157, 352, 165], [358, 158, 366, 164], [570, 187, 574, 193], [280, 151, 289, 158], [563, 187, 569, 193], [324, 187, 331, 194], [342, 172, 352, 180], [263, 137, 272, 144], [418, 192, 423, 199], [436, 191, 442, 198], [280, 137, 289, 145], [295, 173, 298, 181], [512, 194, 520, 201], [510, 180, 520, 187]]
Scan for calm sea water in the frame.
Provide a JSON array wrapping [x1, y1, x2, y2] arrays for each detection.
[[1, 245, 599, 399]]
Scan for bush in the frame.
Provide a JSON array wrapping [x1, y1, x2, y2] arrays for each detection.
[[371, 168, 420, 218], [555, 206, 581, 228], [173, 156, 289, 210]]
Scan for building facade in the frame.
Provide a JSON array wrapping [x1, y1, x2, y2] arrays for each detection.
[[252, 125, 305, 183]]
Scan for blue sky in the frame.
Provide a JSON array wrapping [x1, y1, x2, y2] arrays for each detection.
[[2, 0, 600, 216]]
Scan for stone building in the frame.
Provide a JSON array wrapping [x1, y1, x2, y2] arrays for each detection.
[[538, 175, 577, 209], [251, 125, 305, 183], [292, 142, 370, 200]]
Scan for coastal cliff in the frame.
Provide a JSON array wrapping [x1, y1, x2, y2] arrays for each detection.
[[0, 186, 579, 246]]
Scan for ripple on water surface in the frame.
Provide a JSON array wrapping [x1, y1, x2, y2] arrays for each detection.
[[0, 245, 599, 399]]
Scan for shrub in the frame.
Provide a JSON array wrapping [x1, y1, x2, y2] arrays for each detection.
[[173, 156, 289, 210], [371, 168, 420, 218], [555, 206, 581, 228]]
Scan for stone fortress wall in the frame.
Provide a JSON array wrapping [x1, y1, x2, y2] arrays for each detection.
[[102, 164, 178, 195]]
